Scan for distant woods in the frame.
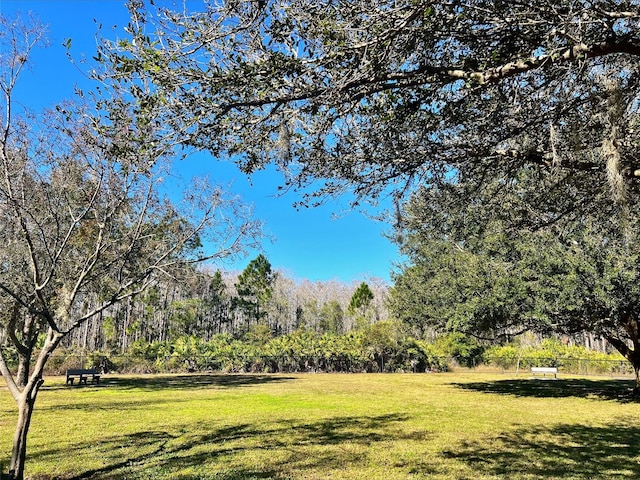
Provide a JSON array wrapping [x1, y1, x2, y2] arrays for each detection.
[[60, 255, 388, 352]]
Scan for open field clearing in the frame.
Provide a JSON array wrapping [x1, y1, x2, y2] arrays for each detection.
[[2, 373, 640, 479]]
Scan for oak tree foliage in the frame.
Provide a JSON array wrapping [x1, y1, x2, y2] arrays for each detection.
[[390, 175, 640, 386], [102, 0, 640, 210]]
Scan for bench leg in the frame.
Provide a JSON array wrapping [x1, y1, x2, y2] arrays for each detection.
[[66, 378, 74, 385]]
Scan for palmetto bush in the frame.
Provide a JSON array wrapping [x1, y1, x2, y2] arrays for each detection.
[[114, 326, 453, 373]]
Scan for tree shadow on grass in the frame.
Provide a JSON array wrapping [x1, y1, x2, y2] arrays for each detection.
[[33, 413, 416, 480], [30, 418, 640, 480], [434, 423, 640, 479], [454, 378, 637, 402], [44, 374, 296, 392], [105, 374, 297, 391]]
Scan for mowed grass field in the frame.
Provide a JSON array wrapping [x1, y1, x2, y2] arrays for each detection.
[[2, 373, 640, 479]]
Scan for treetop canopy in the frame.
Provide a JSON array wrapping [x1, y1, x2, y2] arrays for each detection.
[[101, 1, 640, 211]]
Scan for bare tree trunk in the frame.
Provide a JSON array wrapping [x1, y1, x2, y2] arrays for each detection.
[[2, 329, 63, 480], [9, 379, 43, 480], [82, 319, 89, 350]]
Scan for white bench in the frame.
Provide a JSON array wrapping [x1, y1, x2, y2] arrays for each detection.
[[531, 367, 558, 379]]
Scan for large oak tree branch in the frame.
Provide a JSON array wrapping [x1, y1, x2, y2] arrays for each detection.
[[444, 39, 640, 85], [212, 39, 640, 112]]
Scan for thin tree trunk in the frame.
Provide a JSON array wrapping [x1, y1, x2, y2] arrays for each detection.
[[82, 319, 89, 350], [9, 379, 43, 480], [3, 328, 63, 480]]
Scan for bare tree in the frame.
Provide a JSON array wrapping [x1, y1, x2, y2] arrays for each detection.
[[0, 16, 262, 480]]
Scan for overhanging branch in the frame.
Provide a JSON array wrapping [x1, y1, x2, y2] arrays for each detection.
[[446, 39, 640, 85]]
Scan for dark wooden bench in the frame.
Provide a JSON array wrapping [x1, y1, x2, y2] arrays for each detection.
[[66, 369, 101, 385]]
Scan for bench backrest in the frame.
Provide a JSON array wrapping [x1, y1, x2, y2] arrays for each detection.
[[531, 367, 557, 373], [66, 369, 97, 375]]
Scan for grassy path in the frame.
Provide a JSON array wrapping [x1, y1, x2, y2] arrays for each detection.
[[1, 373, 640, 479]]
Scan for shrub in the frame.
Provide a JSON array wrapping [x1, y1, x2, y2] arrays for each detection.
[[483, 340, 627, 374], [432, 333, 484, 368]]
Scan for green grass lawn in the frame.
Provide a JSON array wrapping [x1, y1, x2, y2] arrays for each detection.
[[2, 372, 640, 479]]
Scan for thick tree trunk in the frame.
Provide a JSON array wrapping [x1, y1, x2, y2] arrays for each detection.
[[605, 321, 640, 395], [9, 379, 43, 480]]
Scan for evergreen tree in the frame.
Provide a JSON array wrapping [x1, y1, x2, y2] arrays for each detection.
[[348, 282, 375, 328], [234, 254, 276, 330]]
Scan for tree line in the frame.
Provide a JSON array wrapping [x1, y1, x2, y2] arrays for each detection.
[[57, 255, 388, 353]]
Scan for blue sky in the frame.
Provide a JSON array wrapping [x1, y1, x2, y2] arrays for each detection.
[[0, 0, 401, 283]]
